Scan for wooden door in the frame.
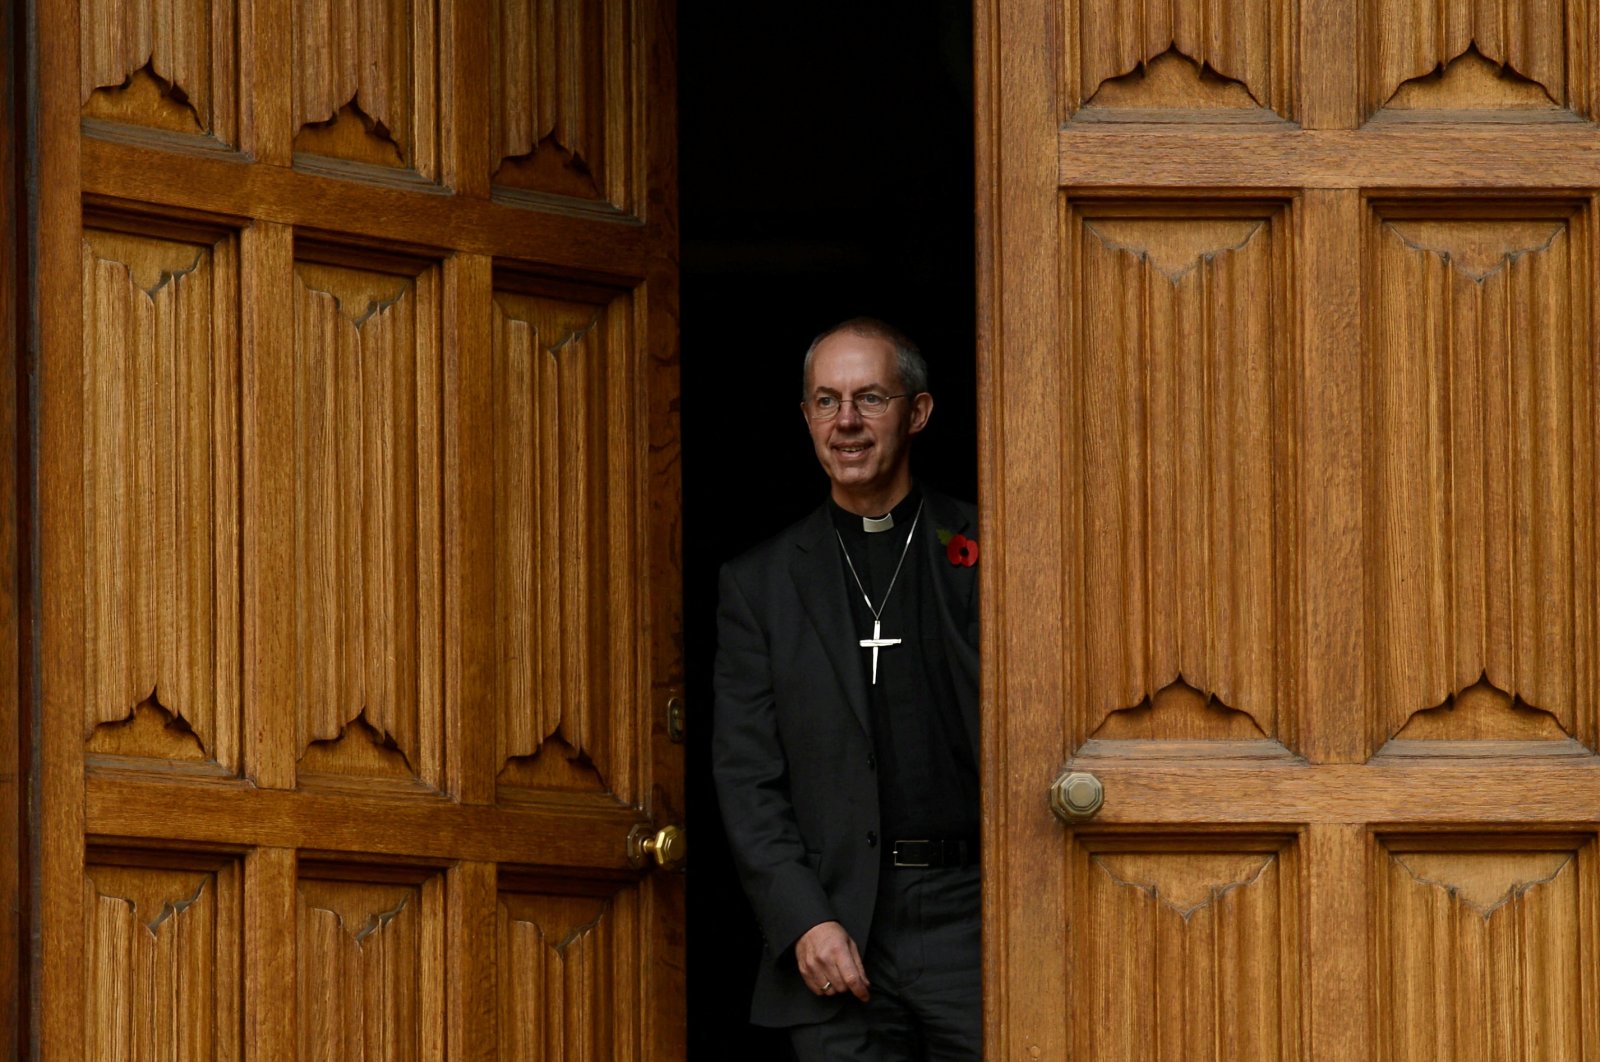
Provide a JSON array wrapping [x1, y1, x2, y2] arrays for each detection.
[[978, 1, 1599, 1058], [32, 0, 683, 1055], [1, 12, 22, 1054]]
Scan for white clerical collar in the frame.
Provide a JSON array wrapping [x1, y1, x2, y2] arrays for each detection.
[[862, 512, 895, 533]]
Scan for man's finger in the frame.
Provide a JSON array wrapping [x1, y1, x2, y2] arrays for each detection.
[[796, 921, 853, 995], [841, 938, 871, 1002]]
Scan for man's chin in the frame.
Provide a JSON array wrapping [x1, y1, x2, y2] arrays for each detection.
[[828, 465, 878, 488]]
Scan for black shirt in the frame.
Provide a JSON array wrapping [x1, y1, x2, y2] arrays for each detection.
[[829, 487, 980, 850]]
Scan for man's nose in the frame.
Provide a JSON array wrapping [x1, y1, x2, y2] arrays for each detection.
[[836, 400, 865, 426]]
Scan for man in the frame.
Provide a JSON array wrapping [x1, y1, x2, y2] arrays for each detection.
[[713, 318, 981, 1060]]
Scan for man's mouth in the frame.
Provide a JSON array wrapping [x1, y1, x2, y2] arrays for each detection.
[[835, 442, 870, 455]]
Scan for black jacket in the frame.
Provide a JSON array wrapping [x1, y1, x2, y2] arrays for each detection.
[[712, 489, 979, 1027]]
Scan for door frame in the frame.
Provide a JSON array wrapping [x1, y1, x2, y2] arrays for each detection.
[[2, 0, 27, 1048]]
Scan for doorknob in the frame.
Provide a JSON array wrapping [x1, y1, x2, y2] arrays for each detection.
[[628, 823, 687, 870], [666, 696, 687, 743], [1049, 770, 1103, 823]]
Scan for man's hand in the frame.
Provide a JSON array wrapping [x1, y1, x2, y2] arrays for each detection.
[[795, 921, 871, 1002]]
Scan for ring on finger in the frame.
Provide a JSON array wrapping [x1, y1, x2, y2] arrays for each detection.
[[822, 980, 832, 993]]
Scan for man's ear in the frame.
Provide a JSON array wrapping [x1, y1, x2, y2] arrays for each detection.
[[908, 392, 934, 435]]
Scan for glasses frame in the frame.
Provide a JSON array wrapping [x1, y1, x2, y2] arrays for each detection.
[[802, 392, 911, 422]]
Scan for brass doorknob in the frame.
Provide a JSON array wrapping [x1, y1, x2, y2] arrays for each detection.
[[1049, 770, 1103, 823], [628, 823, 687, 870]]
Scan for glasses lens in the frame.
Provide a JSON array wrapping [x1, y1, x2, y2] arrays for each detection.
[[807, 394, 902, 420]]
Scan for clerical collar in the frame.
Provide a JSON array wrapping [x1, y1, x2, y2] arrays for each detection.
[[829, 485, 924, 535]]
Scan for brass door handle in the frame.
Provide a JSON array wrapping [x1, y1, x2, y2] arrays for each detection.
[[628, 823, 687, 870], [1049, 770, 1104, 823]]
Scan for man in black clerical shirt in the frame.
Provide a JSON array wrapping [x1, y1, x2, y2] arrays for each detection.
[[713, 319, 981, 1060]]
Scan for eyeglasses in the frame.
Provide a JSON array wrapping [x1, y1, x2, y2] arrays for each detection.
[[804, 393, 909, 421]]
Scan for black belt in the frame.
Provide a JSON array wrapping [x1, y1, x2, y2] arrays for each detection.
[[889, 838, 979, 868]]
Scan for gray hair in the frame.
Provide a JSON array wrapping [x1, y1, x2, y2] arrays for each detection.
[[802, 317, 930, 399]]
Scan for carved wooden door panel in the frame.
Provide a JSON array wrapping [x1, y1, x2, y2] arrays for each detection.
[[978, 0, 1599, 1058], [34, 0, 682, 1056]]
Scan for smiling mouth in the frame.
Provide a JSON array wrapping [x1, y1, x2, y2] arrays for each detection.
[[835, 442, 871, 455]]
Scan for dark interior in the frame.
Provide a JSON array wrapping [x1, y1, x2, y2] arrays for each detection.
[[679, 3, 977, 1050]]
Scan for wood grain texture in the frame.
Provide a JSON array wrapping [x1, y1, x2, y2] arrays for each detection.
[[1072, 206, 1293, 744], [296, 872, 443, 1060], [991, 0, 1600, 1056], [87, 772, 648, 866], [439, 0, 490, 195], [83, 855, 240, 1059], [1299, 0, 1360, 128], [82, 138, 653, 277], [445, 862, 498, 1060], [1367, 204, 1596, 746], [1066, 0, 1293, 116], [245, 0, 293, 162], [1074, 840, 1300, 1060], [1380, 48, 1570, 114], [1296, 189, 1366, 763], [38, 0, 90, 1050], [497, 886, 638, 1062], [245, 847, 298, 1058], [1057, 760, 1600, 822], [637, 4, 684, 1053], [1077, 52, 1267, 117], [1367, 0, 1593, 117], [1393, 680, 1572, 741], [39, 0, 681, 1053], [241, 221, 298, 789], [0, 32, 18, 1043], [981, 0, 1068, 1057], [1377, 838, 1593, 1059], [81, 228, 241, 771], [1058, 126, 1600, 188], [443, 253, 497, 804], [1306, 824, 1370, 1059], [489, 0, 631, 206], [291, 0, 436, 172], [79, 0, 235, 139], [491, 287, 634, 797], [292, 260, 442, 785]]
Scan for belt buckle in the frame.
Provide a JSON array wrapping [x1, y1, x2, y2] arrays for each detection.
[[892, 839, 934, 867]]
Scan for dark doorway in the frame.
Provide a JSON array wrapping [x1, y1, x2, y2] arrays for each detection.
[[679, 3, 977, 1052]]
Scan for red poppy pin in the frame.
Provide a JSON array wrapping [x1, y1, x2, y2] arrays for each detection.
[[938, 529, 978, 567]]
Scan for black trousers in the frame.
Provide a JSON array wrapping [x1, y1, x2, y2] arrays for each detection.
[[789, 864, 982, 1062]]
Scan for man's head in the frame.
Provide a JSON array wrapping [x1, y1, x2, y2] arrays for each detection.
[[800, 318, 933, 515], [801, 318, 929, 401]]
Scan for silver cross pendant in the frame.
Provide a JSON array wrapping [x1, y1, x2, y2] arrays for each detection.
[[858, 619, 902, 685]]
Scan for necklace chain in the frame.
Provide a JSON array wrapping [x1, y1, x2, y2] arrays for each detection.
[[835, 501, 923, 621]]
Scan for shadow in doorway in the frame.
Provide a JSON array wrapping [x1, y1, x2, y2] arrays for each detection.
[[680, 3, 977, 1053]]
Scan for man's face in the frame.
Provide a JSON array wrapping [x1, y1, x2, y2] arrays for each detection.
[[803, 331, 932, 503]]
